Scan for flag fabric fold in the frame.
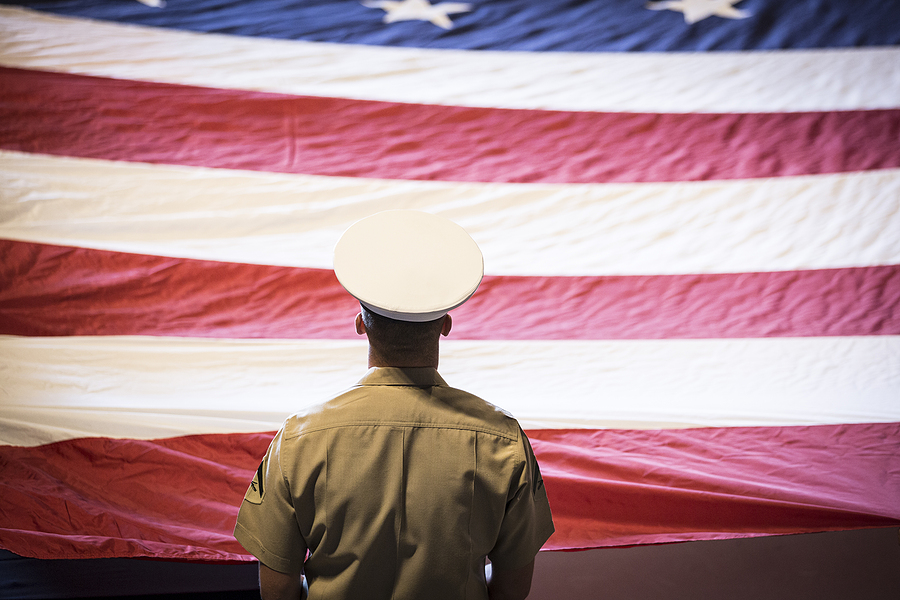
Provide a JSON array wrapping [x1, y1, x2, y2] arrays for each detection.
[[3, 424, 899, 560], [1, 0, 899, 562]]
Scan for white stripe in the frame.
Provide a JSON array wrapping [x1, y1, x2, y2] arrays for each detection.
[[2, 7, 898, 113], [1, 335, 897, 445], [2, 151, 898, 275]]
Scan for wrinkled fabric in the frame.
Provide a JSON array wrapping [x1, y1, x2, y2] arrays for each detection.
[[2, 423, 899, 561], [1, 0, 898, 567]]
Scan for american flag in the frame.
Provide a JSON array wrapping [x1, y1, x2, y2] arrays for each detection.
[[1, 0, 899, 561]]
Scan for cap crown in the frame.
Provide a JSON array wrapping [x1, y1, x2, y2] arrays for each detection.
[[334, 210, 484, 322]]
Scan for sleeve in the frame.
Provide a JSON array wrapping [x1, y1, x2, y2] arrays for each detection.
[[487, 427, 555, 570], [233, 427, 308, 574]]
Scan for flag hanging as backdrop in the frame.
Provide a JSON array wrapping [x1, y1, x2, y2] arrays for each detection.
[[1, 0, 899, 562]]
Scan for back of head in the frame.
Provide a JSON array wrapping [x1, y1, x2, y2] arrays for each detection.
[[359, 305, 446, 367], [334, 210, 483, 368]]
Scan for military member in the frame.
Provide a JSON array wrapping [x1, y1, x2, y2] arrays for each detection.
[[234, 210, 554, 600]]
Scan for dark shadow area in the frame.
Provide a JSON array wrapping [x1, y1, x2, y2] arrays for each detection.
[[3, 528, 899, 599]]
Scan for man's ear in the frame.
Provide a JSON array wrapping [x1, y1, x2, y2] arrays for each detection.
[[441, 314, 452, 337], [355, 313, 366, 336]]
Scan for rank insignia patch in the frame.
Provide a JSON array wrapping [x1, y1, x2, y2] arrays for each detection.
[[244, 459, 265, 504]]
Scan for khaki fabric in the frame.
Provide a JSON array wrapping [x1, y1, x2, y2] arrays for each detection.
[[234, 367, 554, 600]]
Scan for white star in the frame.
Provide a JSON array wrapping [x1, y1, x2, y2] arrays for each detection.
[[645, 0, 751, 24], [362, 0, 472, 30], [136, 0, 166, 7]]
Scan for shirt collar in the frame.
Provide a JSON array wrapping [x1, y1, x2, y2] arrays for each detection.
[[357, 367, 448, 388]]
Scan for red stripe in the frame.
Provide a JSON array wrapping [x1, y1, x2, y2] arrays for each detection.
[[1, 423, 897, 559], [0, 432, 271, 562], [2, 239, 897, 339], [528, 423, 900, 549], [0, 240, 357, 339], [2, 67, 898, 183]]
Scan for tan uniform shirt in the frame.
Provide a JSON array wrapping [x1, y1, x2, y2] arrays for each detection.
[[234, 367, 554, 600]]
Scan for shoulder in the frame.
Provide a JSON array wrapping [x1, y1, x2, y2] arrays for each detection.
[[279, 377, 523, 442], [437, 383, 514, 417], [278, 385, 367, 439], [391, 379, 527, 447]]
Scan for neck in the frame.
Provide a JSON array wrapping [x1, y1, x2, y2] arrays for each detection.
[[367, 345, 439, 369]]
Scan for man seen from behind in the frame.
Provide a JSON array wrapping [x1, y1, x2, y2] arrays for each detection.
[[234, 210, 555, 599]]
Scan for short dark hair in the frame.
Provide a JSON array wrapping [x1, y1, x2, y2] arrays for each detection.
[[360, 305, 445, 364]]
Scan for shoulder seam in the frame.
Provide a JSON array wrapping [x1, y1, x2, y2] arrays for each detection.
[[284, 421, 518, 441]]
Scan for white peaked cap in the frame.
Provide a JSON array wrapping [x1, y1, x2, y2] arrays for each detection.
[[334, 210, 484, 322]]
